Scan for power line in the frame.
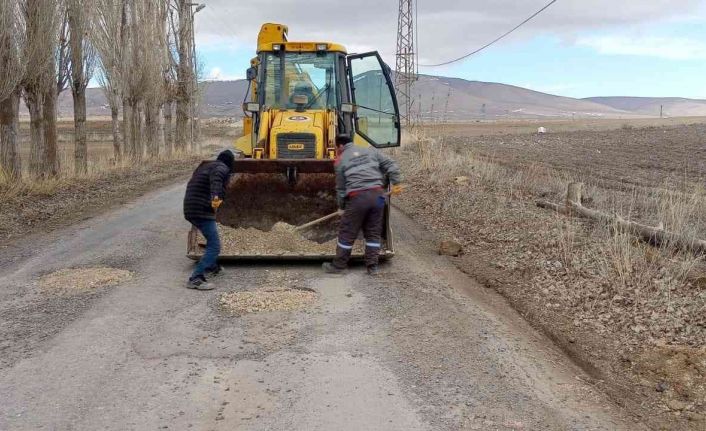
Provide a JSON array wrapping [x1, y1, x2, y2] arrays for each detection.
[[419, 0, 558, 68]]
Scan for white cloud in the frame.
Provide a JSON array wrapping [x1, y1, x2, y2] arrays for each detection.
[[578, 36, 706, 60], [207, 67, 223, 80], [205, 67, 243, 81], [193, 0, 705, 66]]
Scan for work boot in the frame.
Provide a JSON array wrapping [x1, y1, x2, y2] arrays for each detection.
[[186, 275, 214, 290], [367, 265, 380, 276], [322, 262, 345, 274], [205, 265, 224, 280]]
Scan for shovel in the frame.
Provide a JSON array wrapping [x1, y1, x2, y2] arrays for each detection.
[[293, 210, 344, 233], [293, 188, 400, 233]]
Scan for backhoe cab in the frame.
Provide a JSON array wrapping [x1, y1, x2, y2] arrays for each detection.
[[235, 23, 400, 172], [187, 23, 401, 260]]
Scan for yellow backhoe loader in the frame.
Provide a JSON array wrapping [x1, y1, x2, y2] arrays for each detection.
[[187, 23, 401, 259]]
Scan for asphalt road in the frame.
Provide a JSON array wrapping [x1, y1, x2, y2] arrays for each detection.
[[0, 182, 644, 430]]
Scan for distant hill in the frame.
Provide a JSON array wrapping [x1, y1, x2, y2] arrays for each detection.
[[37, 75, 706, 120], [584, 97, 706, 117], [411, 75, 629, 120]]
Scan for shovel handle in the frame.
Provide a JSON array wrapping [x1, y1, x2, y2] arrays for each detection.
[[294, 211, 343, 232]]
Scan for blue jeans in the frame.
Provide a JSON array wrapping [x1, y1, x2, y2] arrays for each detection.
[[190, 218, 220, 280]]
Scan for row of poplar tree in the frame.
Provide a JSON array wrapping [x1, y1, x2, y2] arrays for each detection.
[[0, 0, 201, 179]]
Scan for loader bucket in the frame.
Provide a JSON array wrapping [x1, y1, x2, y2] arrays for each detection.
[[186, 159, 395, 260]]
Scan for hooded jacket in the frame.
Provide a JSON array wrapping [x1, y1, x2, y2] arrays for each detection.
[[183, 151, 234, 221]]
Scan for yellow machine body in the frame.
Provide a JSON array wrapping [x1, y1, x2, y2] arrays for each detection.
[[188, 23, 401, 260]]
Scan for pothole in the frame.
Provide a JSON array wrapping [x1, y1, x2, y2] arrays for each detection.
[[39, 267, 134, 293], [219, 288, 317, 314]]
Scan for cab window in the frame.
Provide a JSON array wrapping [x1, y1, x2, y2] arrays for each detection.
[[263, 52, 337, 110]]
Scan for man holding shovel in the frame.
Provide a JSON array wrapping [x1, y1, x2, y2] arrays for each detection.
[[322, 135, 402, 276], [183, 149, 234, 290]]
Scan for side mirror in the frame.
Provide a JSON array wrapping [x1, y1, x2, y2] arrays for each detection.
[[246, 66, 257, 81], [243, 102, 260, 113]]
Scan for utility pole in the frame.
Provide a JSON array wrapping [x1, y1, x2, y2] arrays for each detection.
[[395, 0, 417, 126]]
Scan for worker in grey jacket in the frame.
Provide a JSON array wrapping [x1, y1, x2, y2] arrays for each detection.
[[322, 134, 402, 275]]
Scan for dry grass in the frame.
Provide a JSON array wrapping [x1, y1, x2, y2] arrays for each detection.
[[0, 148, 202, 202], [399, 128, 706, 346]]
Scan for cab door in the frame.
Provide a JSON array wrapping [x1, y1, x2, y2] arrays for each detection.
[[346, 52, 401, 148]]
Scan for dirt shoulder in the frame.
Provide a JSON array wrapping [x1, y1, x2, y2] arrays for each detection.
[[0, 156, 202, 250], [396, 124, 705, 430]]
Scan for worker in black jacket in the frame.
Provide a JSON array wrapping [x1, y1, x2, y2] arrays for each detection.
[[183, 150, 234, 290]]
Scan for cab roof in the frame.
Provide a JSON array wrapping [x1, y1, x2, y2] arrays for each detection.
[[257, 42, 347, 54], [256, 23, 347, 54]]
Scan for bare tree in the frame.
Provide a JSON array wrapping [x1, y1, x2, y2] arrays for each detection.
[[0, 0, 26, 178], [94, 0, 125, 161], [162, 1, 181, 157], [174, 0, 193, 152], [142, 0, 169, 159], [43, 8, 71, 177], [118, 0, 131, 160], [21, 0, 60, 178], [97, 70, 122, 161], [67, 0, 96, 174]]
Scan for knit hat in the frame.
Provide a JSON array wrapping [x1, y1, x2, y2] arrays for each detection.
[[216, 149, 235, 170]]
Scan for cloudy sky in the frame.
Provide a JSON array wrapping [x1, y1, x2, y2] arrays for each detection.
[[194, 0, 706, 98]]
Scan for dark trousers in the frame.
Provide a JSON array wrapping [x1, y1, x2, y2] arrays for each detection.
[[189, 218, 221, 280], [333, 189, 385, 268]]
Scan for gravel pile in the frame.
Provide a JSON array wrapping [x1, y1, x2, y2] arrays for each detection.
[[39, 267, 133, 293], [219, 288, 317, 314], [200, 223, 364, 256]]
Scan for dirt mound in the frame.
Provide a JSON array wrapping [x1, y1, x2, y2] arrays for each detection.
[[638, 345, 706, 416], [39, 267, 133, 293], [219, 288, 317, 314]]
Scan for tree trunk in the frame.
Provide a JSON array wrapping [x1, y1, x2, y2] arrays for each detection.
[[163, 100, 173, 156], [137, 103, 144, 157], [194, 116, 200, 153], [129, 101, 141, 160], [43, 85, 59, 176], [24, 86, 46, 178], [69, 4, 88, 175], [537, 183, 706, 255], [175, 0, 192, 152], [111, 105, 121, 162], [0, 88, 21, 178], [145, 101, 159, 159], [175, 98, 189, 152], [122, 98, 131, 159], [72, 86, 87, 174]]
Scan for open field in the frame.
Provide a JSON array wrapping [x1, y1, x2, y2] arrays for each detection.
[[397, 119, 706, 429], [416, 116, 706, 137]]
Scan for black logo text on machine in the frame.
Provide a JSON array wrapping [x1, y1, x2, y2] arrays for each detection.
[[287, 116, 308, 122]]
